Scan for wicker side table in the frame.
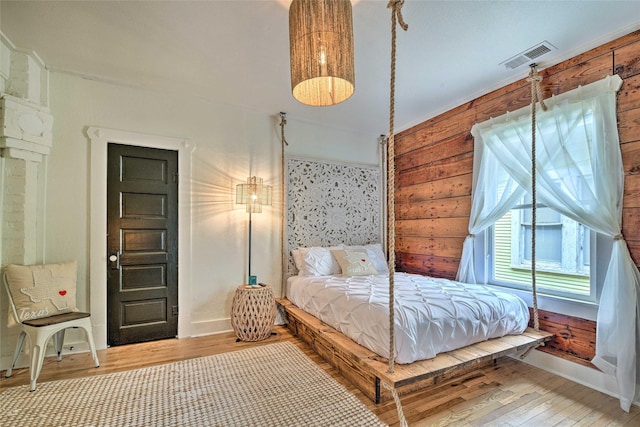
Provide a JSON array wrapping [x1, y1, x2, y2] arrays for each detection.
[[231, 284, 276, 342]]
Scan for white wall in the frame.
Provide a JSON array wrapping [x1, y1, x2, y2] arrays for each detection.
[[0, 70, 379, 364]]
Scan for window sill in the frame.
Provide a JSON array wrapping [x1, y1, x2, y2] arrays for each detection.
[[509, 264, 590, 278], [484, 283, 599, 321]]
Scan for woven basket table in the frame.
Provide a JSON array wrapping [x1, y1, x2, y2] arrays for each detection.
[[231, 284, 276, 341]]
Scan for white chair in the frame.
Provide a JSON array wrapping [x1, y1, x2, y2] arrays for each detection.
[[3, 271, 100, 391]]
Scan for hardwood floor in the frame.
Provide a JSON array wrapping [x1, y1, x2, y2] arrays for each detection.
[[1, 326, 638, 426]]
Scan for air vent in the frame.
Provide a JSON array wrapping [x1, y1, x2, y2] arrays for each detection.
[[500, 41, 557, 70]]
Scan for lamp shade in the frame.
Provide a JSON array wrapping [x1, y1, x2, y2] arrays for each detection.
[[236, 176, 272, 213], [289, 0, 355, 106]]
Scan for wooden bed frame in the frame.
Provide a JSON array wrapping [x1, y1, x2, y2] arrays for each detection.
[[277, 297, 553, 403]]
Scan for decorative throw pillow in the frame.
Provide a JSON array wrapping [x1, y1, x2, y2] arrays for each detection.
[[343, 243, 389, 274], [4, 261, 78, 326], [291, 248, 304, 272], [296, 245, 344, 276], [331, 249, 379, 276]]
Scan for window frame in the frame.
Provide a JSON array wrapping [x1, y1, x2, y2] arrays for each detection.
[[473, 228, 610, 320], [513, 203, 563, 270], [508, 203, 590, 277]]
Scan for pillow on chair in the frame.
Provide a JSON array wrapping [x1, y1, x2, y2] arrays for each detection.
[[5, 261, 78, 327]]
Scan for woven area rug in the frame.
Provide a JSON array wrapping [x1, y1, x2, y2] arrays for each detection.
[[1, 341, 386, 426]]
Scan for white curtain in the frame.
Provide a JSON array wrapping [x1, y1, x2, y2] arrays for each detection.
[[458, 75, 640, 411]]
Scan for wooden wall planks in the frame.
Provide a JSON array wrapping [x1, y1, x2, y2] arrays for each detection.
[[394, 29, 640, 365], [530, 309, 597, 368]]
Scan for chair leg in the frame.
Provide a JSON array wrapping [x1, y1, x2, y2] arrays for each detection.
[[29, 342, 46, 392], [30, 327, 55, 392], [12, 319, 100, 391], [53, 329, 66, 362], [83, 325, 100, 368], [5, 331, 27, 378]]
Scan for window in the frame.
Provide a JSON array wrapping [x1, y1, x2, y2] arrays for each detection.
[[470, 107, 600, 303], [483, 140, 597, 301], [489, 197, 593, 301], [461, 75, 638, 410]]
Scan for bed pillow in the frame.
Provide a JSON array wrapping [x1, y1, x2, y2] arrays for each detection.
[[331, 249, 379, 276], [4, 261, 78, 326], [291, 248, 304, 272], [343, 243, 388, 274], [296, 246, 344, 276]]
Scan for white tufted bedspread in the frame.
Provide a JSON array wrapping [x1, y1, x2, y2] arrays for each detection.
[[287, 272, 530, 364]]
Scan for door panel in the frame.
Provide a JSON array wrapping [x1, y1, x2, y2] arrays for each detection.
[[122, 193, 167, 217], [121, 299, 167, 326], [107, 143, 178, 346]]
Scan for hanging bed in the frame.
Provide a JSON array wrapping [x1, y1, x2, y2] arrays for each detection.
[[286, 271, 530, 364], [277, 296, 550, 403], [276, 159, 552, 403]]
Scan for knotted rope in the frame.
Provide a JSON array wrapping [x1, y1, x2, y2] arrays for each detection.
[[526, 64, 547, 331], [386, 0, 407, 376], [280, 112, 289, 298], [384, 1, 408, 426]]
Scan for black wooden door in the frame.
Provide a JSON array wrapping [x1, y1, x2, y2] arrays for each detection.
[[107, 143, 178, 346]]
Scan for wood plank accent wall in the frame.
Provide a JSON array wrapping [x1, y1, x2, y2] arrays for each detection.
[[394, 29, 640, 365], [529, 309, 596, 369]]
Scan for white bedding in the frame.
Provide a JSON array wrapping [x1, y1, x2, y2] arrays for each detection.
[[287, 272, 530, 364]]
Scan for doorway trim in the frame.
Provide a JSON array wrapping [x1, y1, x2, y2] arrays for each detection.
[[87, 127, 194, 349]]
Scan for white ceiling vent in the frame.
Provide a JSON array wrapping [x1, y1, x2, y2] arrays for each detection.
[[500, 41, 557, 70]]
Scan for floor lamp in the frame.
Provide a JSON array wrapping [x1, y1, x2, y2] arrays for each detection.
[[236, 176, 272, 285]]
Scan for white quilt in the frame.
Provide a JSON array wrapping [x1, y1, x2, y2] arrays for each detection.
[[287, 272, 530, 364]]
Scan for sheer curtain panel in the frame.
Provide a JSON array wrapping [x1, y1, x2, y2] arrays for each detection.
[[459, 75, 639, 411]]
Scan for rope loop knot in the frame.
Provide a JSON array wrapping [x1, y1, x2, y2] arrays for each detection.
[[387, 0, 409, 31], [614, 233, 624, 241], [526, 72, 543, 83], [527, 65, 548, 112]]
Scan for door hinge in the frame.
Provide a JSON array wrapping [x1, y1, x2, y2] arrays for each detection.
[[172, 172, 179, 184], [172, 305, 179, 316]]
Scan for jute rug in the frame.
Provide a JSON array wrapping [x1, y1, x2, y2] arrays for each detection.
[[0, 341, 386, 426]]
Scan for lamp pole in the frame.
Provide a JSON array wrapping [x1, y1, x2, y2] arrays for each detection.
[[236, 177, 269, 286], [248, 210, 252, 282]]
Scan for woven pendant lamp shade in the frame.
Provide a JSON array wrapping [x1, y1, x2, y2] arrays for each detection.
[[289, 0, 355, 106]]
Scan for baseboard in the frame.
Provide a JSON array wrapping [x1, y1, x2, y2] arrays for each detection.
[[517, 348, 640, 408], [188, 318, 232, 338]]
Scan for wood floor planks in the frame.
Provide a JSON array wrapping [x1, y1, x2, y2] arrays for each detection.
[[0, 325, 637, 426]]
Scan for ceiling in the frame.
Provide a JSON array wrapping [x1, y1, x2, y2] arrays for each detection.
[[1, 1, 639, 138]]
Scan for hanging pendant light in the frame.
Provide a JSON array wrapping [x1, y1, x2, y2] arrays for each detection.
[[289, 0, 355, 106]]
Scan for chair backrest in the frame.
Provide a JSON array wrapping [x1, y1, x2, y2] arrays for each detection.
[[3, 272, 22, 326]]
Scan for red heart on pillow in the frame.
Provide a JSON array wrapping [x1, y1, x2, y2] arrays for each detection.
[[59, 290, 67, 296]]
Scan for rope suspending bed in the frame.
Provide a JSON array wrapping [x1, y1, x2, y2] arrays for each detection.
[[526, 64, 547, 332], [384, 1, 409, 424], [383, 2, 544, 421]]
